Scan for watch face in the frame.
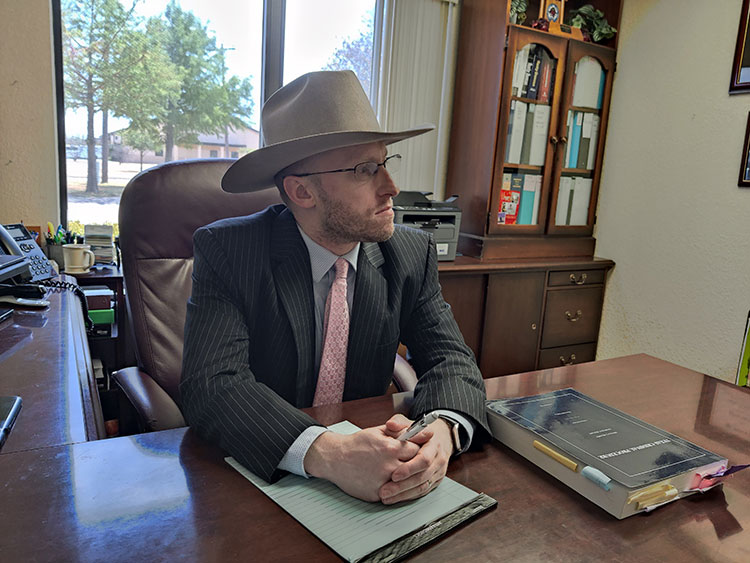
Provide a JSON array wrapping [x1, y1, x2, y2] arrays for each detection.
[[546, 2, 560, 22]]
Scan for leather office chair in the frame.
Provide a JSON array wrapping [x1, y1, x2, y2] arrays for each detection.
[[113, 158, 417, 432]]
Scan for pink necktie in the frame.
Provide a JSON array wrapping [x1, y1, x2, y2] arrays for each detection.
[[313, 258, 350, 406]]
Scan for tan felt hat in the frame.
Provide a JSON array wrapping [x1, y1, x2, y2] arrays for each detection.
[[221, 70, 434, 193]]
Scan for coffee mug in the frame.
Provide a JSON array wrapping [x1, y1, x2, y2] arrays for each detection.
[[63, 243, 95, 273]]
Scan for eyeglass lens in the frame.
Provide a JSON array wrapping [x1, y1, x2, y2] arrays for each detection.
[[353, 154, 401, 181]]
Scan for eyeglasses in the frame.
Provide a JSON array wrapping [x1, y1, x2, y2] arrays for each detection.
[[293, 154, 402, 184]]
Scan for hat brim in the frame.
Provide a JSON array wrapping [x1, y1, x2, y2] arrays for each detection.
[[221, 124, 434, 193]]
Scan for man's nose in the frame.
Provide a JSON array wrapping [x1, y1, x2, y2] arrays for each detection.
[[378, 168, 399, 197]]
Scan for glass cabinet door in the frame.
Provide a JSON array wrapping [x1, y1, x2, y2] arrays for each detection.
[[490, 28, 566, 234], [548, 41, 615, 235]]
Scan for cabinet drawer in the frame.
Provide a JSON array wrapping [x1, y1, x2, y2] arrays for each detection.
[[548, 269, 606, 287], [541, 287, 603, 348], [538, 343, 596, 369]]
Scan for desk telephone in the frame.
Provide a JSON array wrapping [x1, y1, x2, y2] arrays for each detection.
[[0, 223, 54, 283]]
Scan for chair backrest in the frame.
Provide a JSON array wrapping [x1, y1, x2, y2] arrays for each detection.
[[118, 159, 282, 405]]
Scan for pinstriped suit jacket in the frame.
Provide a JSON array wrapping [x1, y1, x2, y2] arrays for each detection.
[[180, 204, 489, 482]]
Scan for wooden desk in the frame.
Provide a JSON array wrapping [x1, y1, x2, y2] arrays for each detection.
[[0, 284, 104, 453], [1, 355, 748, 561]]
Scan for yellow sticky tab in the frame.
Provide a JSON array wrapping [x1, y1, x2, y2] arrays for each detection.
[[627, 482, 674, 505], [533, 440, 579, 472]]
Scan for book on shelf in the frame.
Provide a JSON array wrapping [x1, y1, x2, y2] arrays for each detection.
[[512, 44, 531, 97], [520, 45, 538, 98], [519, 103, 537, 164], [504, 102, 515, 162], [568, 111, 583, 168], [587, 114, 601, 169], [556, 176, 573, 225], [486, 388, 729, 519], [736, 311, 750, 387], [498, 173, 511, 224], [528, 104, 550, 167], [526, 46, 543, 100], [577, 113, 594, 170], [530, 175, 541, 225], [564, 112, 573, 169], [498, 174, 522, 225], [538, 50, 556, 103], [569, 177, 592, 225], [572, 57, 603, 109], [597, 67, 606, 109], [519, 174, 541, 225], [556, 177, 591, 226], [506, 100, 527, 164]]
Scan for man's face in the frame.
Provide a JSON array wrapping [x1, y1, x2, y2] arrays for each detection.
[[303, 142, 399, 249]]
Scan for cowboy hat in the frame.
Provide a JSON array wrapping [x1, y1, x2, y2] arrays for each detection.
[[221, 70, 434, 193]]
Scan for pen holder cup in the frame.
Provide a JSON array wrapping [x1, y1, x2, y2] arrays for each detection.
[[46, 244, 65, 266]]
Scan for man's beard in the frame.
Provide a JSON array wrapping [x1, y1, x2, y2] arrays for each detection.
[[317, 188, 394, 246]]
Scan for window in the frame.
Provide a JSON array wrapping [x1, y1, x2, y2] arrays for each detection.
[[57, 0, 379, 231], [283, 0, 376, 97]]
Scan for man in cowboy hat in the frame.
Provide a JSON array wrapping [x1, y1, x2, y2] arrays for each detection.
[[181, 70, 489, 504]]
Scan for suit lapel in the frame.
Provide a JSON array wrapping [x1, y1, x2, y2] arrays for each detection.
[[270, 209, 317, 405], [344, 242, 387, 400]]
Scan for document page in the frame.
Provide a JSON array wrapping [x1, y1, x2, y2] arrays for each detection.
[[226, 421, 481, 562]]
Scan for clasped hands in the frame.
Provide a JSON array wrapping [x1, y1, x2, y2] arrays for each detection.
[[304, 414, 454, 504]]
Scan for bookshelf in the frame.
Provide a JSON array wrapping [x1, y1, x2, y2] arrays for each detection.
[[446, 1, 621, 260], [438, 0, 622, 376]]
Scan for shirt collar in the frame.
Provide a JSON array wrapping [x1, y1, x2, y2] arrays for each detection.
[[297, 224, 359, 283]]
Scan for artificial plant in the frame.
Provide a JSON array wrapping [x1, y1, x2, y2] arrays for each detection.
[[567, 4, 617, 42]]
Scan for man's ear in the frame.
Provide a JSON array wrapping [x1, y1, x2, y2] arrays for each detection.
[[282, 175, 317, 209]]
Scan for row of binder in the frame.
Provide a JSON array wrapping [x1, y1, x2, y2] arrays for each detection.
[[556, 176, 592, 226], [498, 173, 541, 226], [505, 101, 550, 166], [512, 44, 557, 103], [498, 173, 590, 227], [565, 111, 601, 170]]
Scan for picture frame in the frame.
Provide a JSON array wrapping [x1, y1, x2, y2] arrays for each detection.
[[730, 0, 750, 93], [739, 112, 750, 187]]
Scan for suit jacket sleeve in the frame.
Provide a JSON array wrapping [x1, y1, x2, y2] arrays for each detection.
[[400, 235, 491, 443], [180, 224, 317, 483]]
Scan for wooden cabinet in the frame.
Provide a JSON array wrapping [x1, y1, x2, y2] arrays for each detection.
[[446, 1, 622, 260], [438, 258, 613, 378], [480, 271, 545, 376]]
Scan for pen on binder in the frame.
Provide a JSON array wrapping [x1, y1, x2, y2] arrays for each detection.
[[399, 412, 439, 441]]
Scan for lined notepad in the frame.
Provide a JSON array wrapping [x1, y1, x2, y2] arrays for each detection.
[[227, 421, 494, 562]]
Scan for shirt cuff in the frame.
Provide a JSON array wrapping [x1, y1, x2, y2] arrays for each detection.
[[431, 409, 475, 455], [277, 426, 329, 477]]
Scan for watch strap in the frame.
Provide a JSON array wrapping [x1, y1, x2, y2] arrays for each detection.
[[437, 414, 462, 454]]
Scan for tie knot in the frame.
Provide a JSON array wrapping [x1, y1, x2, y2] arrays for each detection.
[[334, 257, 349, 280]]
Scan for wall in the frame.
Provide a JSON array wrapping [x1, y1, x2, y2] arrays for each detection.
[[0, 1, 59, 227], [595, 0, 750, 381]]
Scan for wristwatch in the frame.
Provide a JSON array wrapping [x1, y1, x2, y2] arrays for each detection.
[[437, 414, 462, 455]]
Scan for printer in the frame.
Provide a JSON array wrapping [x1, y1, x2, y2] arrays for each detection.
[[392, 191, 462, 261]]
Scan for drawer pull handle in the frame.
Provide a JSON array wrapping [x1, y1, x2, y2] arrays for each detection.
[[569, 273, 588, 285], [559, 354, 577, 366], [565, 309, 583, 322]]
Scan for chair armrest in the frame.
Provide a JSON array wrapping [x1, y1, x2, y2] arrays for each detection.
[[112, 367, 186, 432], [392, 354, 418, 392]]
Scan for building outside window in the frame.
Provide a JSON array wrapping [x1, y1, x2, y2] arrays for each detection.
[[58, 0, 378, 233]]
